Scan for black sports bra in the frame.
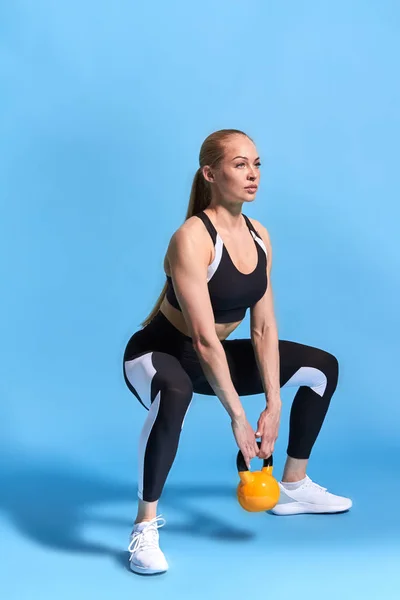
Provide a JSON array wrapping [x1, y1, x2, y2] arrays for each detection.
[[165, 211, 268, 323]]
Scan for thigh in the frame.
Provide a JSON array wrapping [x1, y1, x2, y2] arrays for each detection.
[[192, 338, 262, 397], [124, 350, 193, 409], [279, 339, 338, 397], [193, 338, 335, 397]]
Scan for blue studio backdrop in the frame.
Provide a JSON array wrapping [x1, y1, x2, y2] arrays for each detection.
[[1, 1, 399, 598]]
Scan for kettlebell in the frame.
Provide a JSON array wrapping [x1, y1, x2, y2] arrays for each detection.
[[236, 442, 280, 512]]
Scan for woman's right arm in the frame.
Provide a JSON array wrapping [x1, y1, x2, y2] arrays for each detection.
[[167, 222, 259, 466]]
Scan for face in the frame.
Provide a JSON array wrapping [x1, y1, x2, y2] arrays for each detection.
[[204, 135, 261, 204]]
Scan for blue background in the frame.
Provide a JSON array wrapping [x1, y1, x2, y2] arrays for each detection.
[[1, 1, 399, 597]]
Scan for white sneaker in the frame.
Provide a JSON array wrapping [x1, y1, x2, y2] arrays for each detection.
[[269, 475, 353, 515], [128, 515, 168, 575]]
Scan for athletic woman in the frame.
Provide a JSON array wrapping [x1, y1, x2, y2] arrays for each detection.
[[123, 129, 352, 575]]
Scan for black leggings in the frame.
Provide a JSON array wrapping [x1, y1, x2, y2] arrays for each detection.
[[123, 311, 339, 502]]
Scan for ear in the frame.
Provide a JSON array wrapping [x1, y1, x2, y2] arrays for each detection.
[[203, 166, 214, 183]]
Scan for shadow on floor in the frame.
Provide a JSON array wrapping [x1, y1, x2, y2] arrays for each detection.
[[0, 457, 253, 563], [0, 454, 395, 569]]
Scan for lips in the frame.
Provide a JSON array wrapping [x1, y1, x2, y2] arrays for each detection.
[[245, 186, 258, 190]]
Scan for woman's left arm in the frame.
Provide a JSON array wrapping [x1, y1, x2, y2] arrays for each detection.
[[249, 219, 281, 457]]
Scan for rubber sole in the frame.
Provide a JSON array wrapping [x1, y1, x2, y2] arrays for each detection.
[[269, 500, 353, 515], [130, 562, 168, 575]]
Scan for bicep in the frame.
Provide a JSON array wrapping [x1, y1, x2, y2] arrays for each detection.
[[167, 229, 218, 346]]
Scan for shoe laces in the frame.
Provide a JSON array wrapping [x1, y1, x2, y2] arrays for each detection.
[[303, 478, 327, 493], [128, 515, 166, 558]]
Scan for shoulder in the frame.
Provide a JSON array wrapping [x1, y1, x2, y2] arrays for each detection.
[[172, 214, 209, 244], [247, 216, 272, 253], [167, 214, 211, 259]]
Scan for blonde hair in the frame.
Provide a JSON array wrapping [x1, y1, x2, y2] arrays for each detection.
[[140, 128, 253, 328]]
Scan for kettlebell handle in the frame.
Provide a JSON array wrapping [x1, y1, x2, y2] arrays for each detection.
[[237, 440, 273, 472]]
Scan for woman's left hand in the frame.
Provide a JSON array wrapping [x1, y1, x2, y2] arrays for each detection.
[[255, 405, 281, 459]]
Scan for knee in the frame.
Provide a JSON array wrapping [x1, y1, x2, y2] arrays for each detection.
[[151, 352, 193, 406], [320, 351, 339, 396], [325, 352, 339, 380], [158, 370, 193, 411], [164, 377, 194, 406], [309, 350, 339, 398]]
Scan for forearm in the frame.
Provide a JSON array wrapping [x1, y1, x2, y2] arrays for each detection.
[[251, 324, 281, 409], [194, 340, 244, 420]]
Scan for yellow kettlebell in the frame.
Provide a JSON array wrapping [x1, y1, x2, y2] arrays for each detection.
[[236, 442, 280, 512]]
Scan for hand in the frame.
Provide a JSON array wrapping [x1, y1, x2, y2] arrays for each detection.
[[231, 414, 259, 470], [255, 406, 281, 459]]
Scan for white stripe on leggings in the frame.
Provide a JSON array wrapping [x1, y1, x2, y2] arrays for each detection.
[[137, 390, 161, 500], [282, 366, 327, 397], [124, 352, 159, 499], [124, 352, 192, 499], [124, 352, 156, 409]]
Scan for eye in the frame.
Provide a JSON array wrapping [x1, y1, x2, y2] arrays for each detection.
[[235, 162, 262, 168]]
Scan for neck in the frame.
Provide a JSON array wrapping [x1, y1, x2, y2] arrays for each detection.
[[206, 203, 244, 231]]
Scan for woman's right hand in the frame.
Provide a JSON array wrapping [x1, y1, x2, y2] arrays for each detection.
[[231, 414, 259, 469]]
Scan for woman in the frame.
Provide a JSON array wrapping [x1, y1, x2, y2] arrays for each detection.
[[123, 129, 352, 575]]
